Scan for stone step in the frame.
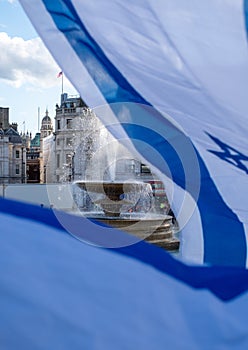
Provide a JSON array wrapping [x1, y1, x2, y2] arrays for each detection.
[[153, 223, 172, 233], [146, 230, 173, 241], [122, 220, 172, 234], [147, 238, 180, 251], [93, 215, 180, 252], [130, 230, 173, 241]]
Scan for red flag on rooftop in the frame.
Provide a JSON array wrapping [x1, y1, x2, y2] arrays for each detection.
[[57, 71, 63, 78]]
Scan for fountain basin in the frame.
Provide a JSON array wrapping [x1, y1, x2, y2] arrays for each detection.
[[75, 181, 151, 217], [74, 180, 180, 251], [82, 213, 179, 251]]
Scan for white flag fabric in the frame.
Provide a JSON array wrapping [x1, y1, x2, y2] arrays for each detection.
[[1, 197, 248, 349], [19, 0, 248, 267], [3, 0, 248, 347]]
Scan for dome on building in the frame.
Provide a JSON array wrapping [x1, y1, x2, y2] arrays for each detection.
[[42, 115, 51, 123], [41, 110, 52, 124], [40, 109, 53, 139]]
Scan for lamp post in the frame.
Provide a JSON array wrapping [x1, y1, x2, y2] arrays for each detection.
[[44, 164, 47, 183], [71, 152, 75, 181]]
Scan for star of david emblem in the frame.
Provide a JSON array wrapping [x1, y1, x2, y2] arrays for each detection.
[[206, 132, 248, 174]]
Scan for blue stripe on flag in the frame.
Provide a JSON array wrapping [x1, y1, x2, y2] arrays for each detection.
[[40, 0, 246, 266], [116, 122, 246, 266], [244, 0, 248, 37], [1, 196, 248, 301]]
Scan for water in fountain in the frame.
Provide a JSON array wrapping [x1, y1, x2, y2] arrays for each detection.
[[75, 180, 154, 217], [73, 179, 179, 251], [53, 108, 179, 251]]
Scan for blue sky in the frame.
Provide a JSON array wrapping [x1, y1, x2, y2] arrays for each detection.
[[0, 0, 78, 135]]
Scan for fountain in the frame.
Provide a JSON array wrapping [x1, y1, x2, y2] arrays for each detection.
[[74, 180, 180, 251], [50, 105, 179, 251]]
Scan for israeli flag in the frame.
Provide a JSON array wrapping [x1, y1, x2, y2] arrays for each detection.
[[19, 0, 248, 267], [1, 197, 248, 349], [0, 1, 247, 348]]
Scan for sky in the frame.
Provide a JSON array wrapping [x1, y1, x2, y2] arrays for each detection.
[[0, 0, 78, 136]]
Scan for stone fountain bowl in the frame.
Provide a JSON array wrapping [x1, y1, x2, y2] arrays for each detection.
[[74, 181, 151, 217], [73, 180, 180, 251], [74, 181, 151, 200]]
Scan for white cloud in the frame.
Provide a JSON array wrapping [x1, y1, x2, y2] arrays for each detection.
[[0, 32, 62, 88]]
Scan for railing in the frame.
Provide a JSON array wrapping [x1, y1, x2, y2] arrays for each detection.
[[56, 108, 76, 115]]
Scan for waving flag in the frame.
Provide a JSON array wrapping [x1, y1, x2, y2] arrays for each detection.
[[2, 0, 247, 348], [19, 0, 248, 267], [57, 71, 63, 78], [1, 197, 248, 349]]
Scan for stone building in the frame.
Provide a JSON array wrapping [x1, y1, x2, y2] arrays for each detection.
[[52, 93, 136, 183], [0, 128, 26, 184], [0, 108, 26, 184], [39, 110, 53, 183], [40, 109, 53, 139], [45, 93, 154, 183], [41, 133, 54, 183], [0, 107, 10, 130], [53, 93, 92, 182], [0, 131, 9, 184], [26, 132, 41, 183]]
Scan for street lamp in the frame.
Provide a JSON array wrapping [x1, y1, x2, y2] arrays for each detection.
[[44, 164, 47, 183], [71, 152, 75, 181]]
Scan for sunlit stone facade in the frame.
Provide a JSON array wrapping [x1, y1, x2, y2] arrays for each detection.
[[0, 109, 26, 184]]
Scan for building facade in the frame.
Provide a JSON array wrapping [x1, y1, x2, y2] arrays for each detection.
[[43, 93, 156, 184], [0, 132, 9, 184], [0, 109, 26, 184], [42, 134, 54, 183], [53, 93, 93, 182], [26, 133, 41, 184], [0, 107, 10, 130], [39, 110, 53, 183], [0, 129, 26, 184]]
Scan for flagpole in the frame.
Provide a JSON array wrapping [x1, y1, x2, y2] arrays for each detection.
[[38, 107, 40, 132], [57, 71, 63, 95]]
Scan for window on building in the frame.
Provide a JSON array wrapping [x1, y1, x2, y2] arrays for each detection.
[[128, 160, 136, 173], [16, 164, 20, 175], [66, 119, 72, 129], [16, 150, 20, 158], [140, 163, 151, 173], [66, 153, 72, 165], [66, 137, 73, 147], [57, 138, 60, 146], [56, 154, 60, 168], [57, 119, 61, 130]]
